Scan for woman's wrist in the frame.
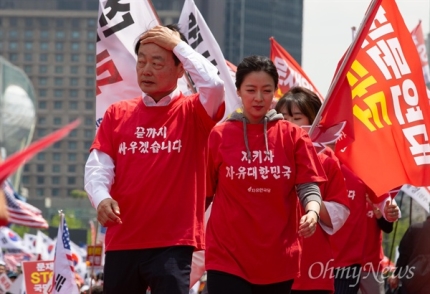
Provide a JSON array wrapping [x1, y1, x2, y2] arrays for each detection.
[[306, 209, 320, 222]]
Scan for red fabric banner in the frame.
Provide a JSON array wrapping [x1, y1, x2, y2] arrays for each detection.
[[0, 120, 80, 184], [269, 37, 323, 100], [314, 0, 430, 196]]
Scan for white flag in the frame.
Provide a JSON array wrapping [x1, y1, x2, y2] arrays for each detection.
[[8, 273, 25, 294], [70, 241, 88, 281], [0, 272, 12, 292], [178, 0, 241, 121], [23, 233, 37, 255], [400, 184, 430, 213], [0, 227, 28, 252], [96, 0, 160, 127], [35, 230, 55, 261], [47, 213, 79, 294]]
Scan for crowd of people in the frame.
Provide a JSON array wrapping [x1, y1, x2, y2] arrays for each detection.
[[82, 23, 423, 294], [78, 272, 104, 293], [0, 260, 20, 285], [0, 259, 104, 294]]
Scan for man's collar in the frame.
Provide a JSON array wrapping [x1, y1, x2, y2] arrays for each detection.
[[142, 88, 181, 107]]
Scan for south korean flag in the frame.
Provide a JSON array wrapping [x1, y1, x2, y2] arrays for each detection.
[[44, 212, 79, 294]]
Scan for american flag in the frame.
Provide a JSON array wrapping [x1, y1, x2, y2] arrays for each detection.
[[2, 181, 48, 229], [46, 212, 79, 294], [4, 251, 33, 272]]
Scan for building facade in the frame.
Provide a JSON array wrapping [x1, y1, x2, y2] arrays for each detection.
[[153, 0, 304, 66], [221, 0, 303, 65], [0, 0, 190, 200], [0, 6, 98, 199]]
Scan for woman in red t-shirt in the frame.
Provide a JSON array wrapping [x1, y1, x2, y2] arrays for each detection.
[[205, 56, 327, 294], [275, 86, 350, 294]]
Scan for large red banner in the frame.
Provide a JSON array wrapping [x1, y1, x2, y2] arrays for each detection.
[[312, 0, 430, 196], [0, 120, 80, 184]]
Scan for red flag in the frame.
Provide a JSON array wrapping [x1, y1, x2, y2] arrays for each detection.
[[270, 37, 323, 100], [0, 120, 80, 184], [312, 0, 430, 196]]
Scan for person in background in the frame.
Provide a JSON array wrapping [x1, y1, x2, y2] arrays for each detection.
[[390, 213, 430, 294], [84, 24, 225, 294], [15, 264, 22, 275], [94, 272, 103, 286], [90, 285, 103, 294], [205, 55, 326, 294], [84, 272, 95, 287], [80, 285, 89, 294], [7, 271, 18, 283], [276, 86, 350, 294], [0, 261, 6, 275]]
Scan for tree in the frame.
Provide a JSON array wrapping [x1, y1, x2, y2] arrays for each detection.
[[69, 189, 87, 199]]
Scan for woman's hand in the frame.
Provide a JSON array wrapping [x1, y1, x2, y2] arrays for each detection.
[[298, 210, 319, 238], [384, 200, 400, 222]]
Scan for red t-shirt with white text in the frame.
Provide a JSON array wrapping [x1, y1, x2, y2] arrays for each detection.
[[91, 94, 217, 251], [205, 120, 326, 284], [329, 164, 367, 268]]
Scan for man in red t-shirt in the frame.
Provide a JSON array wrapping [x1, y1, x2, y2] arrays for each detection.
[[84, 25, 224, 294]]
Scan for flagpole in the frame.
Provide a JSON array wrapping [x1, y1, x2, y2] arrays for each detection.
[[351, 26, 356, 41], [388, 191, 403, 264], [89, 220, 99, 294], [409, 197, 412, 226], [308, 0, 381, 136], [146, 0, 159, 22]]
